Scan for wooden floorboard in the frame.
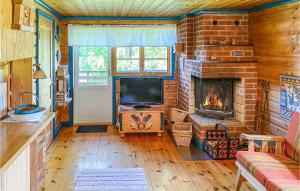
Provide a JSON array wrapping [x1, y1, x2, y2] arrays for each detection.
[[43, 126, 254, 191]]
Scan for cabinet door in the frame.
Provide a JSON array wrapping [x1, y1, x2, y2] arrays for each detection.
[[1, 147, 30, 191], [30, 130, 47, 191]]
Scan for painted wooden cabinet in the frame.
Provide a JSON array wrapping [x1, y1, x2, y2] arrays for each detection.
[[118, 105, 164, 137], [0, 113, 55, 191]]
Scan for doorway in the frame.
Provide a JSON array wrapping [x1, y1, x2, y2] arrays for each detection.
[[73, 47, 112, 124]]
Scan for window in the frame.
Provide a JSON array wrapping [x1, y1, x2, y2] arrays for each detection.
[[113, 47, 171, 76], [144, 47, 168, 72], [78, 47, 110, 85], [116, 47, 140, 73]]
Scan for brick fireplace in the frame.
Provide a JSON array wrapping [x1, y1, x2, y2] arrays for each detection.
[[177, 13, 257, 143]]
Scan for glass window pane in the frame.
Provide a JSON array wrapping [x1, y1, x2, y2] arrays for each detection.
[[117, 60, 140, 72], [117, 47, 139, 59], [145, 47, 167, 58], [144, 59, 167, 72], [78, 47, 109, 85]]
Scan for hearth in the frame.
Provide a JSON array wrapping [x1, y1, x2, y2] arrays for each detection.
[[194, 77, 234, 119]]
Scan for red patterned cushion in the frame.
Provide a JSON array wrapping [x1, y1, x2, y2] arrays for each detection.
[[265, 179, 300, 191], [284, 112, 300, 163], [236, 151, 300, 185]]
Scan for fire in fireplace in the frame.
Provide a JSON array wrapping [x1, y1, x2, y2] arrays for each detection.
[[194, 77, 235, 119]]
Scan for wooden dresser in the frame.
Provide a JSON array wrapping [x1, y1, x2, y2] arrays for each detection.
[[118, 105, 164, 137], [0, 113, 55, 191]]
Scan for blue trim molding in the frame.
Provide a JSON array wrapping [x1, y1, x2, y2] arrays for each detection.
[[68, 46, 74, 127], [35, 0, 299, 21], [35, 9, 40, 100], [35, 0, 63, 19], [249, 0, 300, 13], [178, 9, 249, 20]]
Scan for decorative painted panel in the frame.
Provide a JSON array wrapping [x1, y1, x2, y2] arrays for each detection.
[[130, 113, 153, 130], [280, 74, 300, 120]]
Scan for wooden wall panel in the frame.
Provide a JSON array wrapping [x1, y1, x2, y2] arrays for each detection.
[[10, 58, 33, 106], [0, 29, 35, 62], [249, 2, 300, 136], [0, 0, 13, 29], [0, 0, 35, 62]]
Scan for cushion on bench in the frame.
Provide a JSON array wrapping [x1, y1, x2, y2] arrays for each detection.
[[265, 179, 300, 191], [284, 112, 300, 163], [236, 151, 300, 185]]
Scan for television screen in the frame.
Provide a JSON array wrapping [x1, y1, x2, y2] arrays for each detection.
[[120, 78, 164, 105]]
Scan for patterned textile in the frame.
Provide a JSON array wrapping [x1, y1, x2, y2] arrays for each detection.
[[204, 123, 240, 159], [236, 151, 300, 185], [265, 179, 300, 191], [284, 112, 300, 163], [75, 168, 148, 191], [280, 75, 300, 119]]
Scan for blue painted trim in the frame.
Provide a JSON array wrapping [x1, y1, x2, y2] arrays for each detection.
[[196, 9, 249, 15], [35, 0, 63, 19], [54, 122, 70, 139], [36, 9, 58, 138], [179, 9, 249, 20], [112, 77, 117, 125], [68, 46, 74, 127], [249, 0, 300, 13], [35, 9, 40, 100], [63, 16, 179, 21], [192, 136, 204, 150]]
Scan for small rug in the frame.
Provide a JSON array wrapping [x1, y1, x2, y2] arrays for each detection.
[[76, 125, 107, 133], [75, 168, 148, 191]]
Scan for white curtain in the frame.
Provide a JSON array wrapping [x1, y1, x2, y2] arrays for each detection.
[[68, 25, 177, 47]]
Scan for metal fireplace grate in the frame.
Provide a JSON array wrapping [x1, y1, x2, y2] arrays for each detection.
[[194, 77, 235, 119]]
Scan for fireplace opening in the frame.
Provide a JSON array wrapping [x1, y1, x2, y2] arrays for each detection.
[[194, 77, 235, 119]]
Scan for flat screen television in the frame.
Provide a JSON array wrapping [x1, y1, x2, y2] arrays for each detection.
[[120, 78, 164, 105]]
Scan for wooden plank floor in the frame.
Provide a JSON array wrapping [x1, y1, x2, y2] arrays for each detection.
[[43, 126, 254, 191]]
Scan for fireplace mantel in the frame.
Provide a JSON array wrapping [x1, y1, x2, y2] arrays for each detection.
[[185, 61, 257, 79]]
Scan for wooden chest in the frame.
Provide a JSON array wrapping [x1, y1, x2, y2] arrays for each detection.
[[118, 105, 164, 137]]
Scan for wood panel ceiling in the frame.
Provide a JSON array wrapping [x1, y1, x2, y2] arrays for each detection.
[[41, 0, 278, 17]]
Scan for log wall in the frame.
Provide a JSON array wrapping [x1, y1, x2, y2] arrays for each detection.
[[249, 1, 300, 136]]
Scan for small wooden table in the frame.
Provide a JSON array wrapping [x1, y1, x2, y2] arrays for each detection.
[[118, 105, 164, 137]]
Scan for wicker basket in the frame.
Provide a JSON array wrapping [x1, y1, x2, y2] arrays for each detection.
[[169, 108, 189, 123], [172, 122, 193, 147]]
